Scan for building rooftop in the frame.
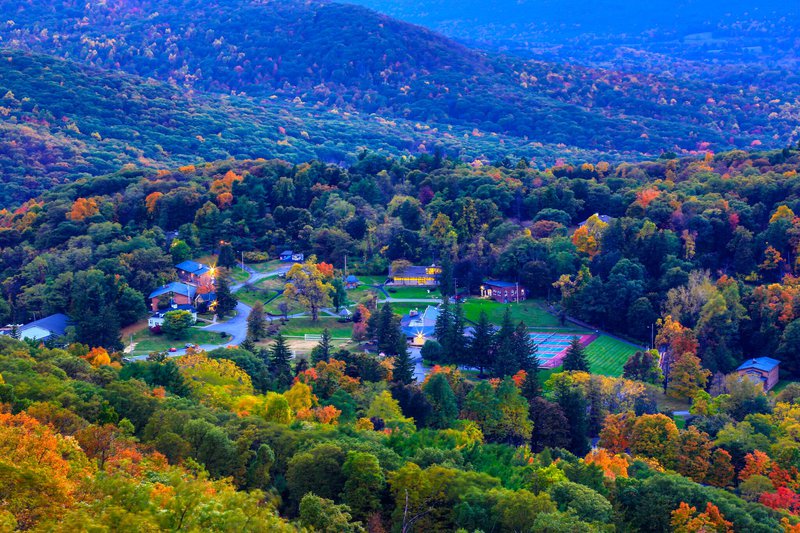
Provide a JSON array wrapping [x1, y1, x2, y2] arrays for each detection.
[[20, 313, 71, 338], [737, 357, 781, 373], [175, 260, 211, 276], [389, 264, 440, 277], [345, 274, 360, 283], [149, 282, 198, 300], [484, 280, 519, 288]]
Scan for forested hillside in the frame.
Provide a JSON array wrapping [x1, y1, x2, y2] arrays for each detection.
[[0, 0, 796, 184], [3, 147, 800, 529], [4, 0, 800, 530]]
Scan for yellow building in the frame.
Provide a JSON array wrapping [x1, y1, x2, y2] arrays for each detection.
[[389, 265, 441, 286]]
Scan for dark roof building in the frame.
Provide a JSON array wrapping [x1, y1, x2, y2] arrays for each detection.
[[388, 264, 441, 286], [149, 282, 198, 300], [736, 357, 781, 391], [20, 313, 72, 342], [481, 280, 526, 303], [175, 260, 211, 278]]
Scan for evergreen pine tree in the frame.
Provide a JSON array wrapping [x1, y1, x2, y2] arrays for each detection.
[[392, 340, 414, 385], [311, 328, 333, 363], [269, 333, 293, 389], [469, 311, 495, 377], [563, 336, 590, 372], [214, 269, 238, 317], [434, 297, 453, 357], [439, 255, 454, 297], [240, 337, 256, 354], [247, 302, 266, 341], [492, 307, 516, 377], [553, 379, 590, 455], [451, 298, 466, 361], [512, 322, 539, 399], [218, 243, 237, 268], [422, 373, 458, 428]]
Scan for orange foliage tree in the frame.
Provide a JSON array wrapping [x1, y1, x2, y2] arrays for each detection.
[[671, 502, 733, 533], [0, 411, 91, 529], [68, 197, 99, 221]]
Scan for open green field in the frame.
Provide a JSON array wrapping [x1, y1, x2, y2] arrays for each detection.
[[461, 298, 561, 328], [278, 317, 354, 338], [250, 260, 285, 273], [584, 335, 640, 377], [256, 277, 286, 291], [263, 294, 305, 316], [235, 286, 277, 308], [384, 285, 441, 299], [356, 275, 387, 285], [379, 302, 430, 318], [231, 266, 250, 282], [131, 327, 232, 355], [347, 284, 380, 304]]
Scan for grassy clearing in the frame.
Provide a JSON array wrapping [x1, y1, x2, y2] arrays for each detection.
[[235, 286, 277, 308], [256, 277, 285, 291], [584, 335, 639, 377], [356, 275, 387, 285], [263, 295, 305, 316], [278, 317, 354, 338], [384, 286, 441, 299], [231, 266, 250, 282], [131, 328, 231, 354], [461, 298, 561, 328], [653, 390, 691, 413], [250, 260, 285, 272], [193, 254, 217, 266]]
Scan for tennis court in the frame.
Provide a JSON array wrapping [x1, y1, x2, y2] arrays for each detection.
[[531, 332, 596, 368]]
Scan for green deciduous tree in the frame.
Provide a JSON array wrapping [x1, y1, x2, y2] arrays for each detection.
[[341, 452, 384, 521], [161, 310, 194, 339], [423, 373, 458, 429]]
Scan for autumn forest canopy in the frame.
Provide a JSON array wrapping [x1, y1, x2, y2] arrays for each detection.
[[1, 0, 800, 532]]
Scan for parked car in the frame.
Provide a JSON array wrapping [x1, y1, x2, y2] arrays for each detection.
[[169, 347, 177, 353]]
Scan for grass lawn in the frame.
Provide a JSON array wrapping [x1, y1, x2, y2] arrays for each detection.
[[263, 295, 305, 316], [256, 277, 285, 291], [131, 327, 232, 355], [461, 298, 562, 328], [356, 275, 387, 285], [278, 317, 354, 338], [251, 260, 285, 273], [771, 379, 796, 395], [193, 254, 217, 266], [653, 390, 691, 413], [384, 286, 441, 299], [231, 266, 250, 282], [235, 286, 277, 308], [584, 335, 639, 377]]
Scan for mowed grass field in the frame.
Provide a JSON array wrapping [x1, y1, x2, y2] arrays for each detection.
[[461, 298, 561, 328], [131, 327, 232, 355], [584, 335, 640, 377], [384, 286, 441, 299], [278, 317, 354, 338]]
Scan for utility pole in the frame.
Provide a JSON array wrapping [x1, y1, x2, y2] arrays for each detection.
[[241, 250, 245, 272], [344, 254, 348, 278], [516, 281, 520, 303], [650, 322, 655, 350]]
